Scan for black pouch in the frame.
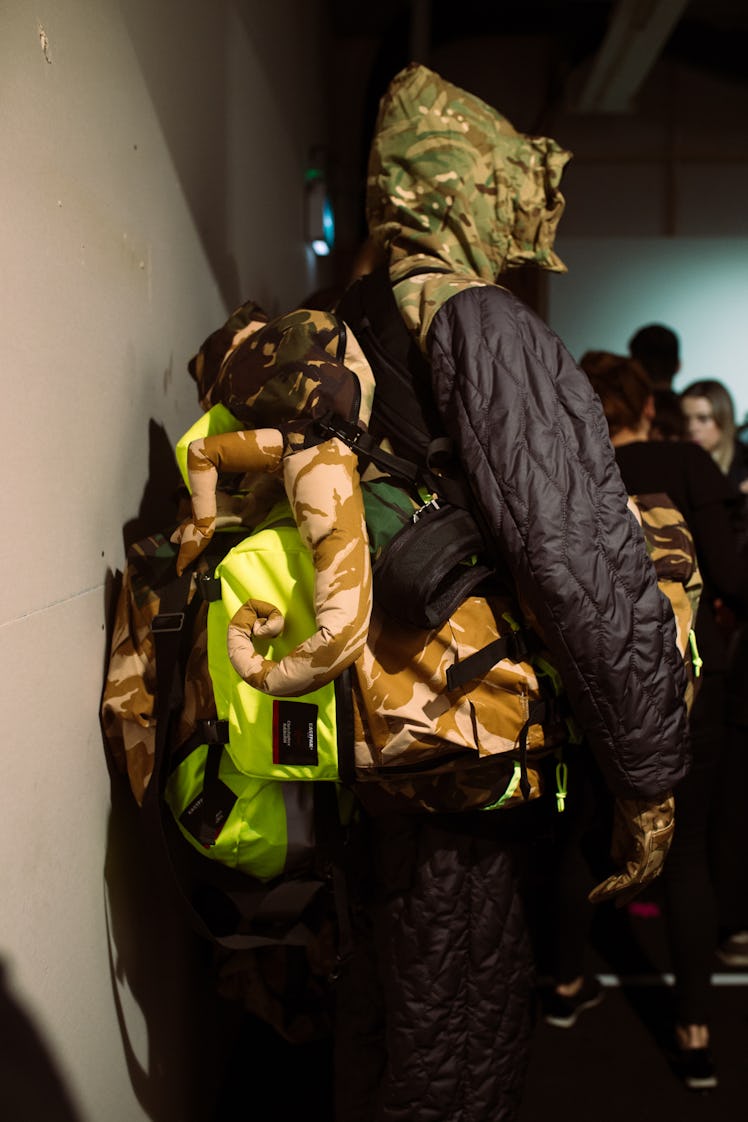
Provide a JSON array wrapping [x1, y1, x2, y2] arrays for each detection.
[[372, 500, 493, 630]]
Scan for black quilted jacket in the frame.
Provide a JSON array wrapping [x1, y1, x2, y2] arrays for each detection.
[[428, 284, 689, 799]]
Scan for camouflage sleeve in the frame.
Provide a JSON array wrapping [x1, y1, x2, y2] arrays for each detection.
[[171, 429, 284, 574], [226, 438, 372, 696]]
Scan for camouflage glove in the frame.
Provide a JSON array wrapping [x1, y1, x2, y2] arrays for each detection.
[[588, 793, 674, 907]]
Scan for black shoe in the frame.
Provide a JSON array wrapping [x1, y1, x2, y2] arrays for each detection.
[[543, 978, 604, 1028], [677, 1046, 718, 1091]]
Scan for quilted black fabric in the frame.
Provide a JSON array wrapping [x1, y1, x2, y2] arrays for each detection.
[[335, 812, 535, 1122], [428, 284, 689, 799]]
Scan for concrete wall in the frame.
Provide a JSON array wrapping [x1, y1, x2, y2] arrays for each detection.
[[0, 2, 330, 1119]]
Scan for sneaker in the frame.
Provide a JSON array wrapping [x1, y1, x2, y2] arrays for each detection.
[[716, 930, 748, 967], [543, 977, 604, 1028], [677, 1046, 718, 1091]]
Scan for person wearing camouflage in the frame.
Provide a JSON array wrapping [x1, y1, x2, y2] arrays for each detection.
[[102, 62, 693, 1122], [333, 64, 690, 1121]]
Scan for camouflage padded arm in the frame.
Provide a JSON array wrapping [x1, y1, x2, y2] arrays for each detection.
[[226, 439, 372, 696], [588, 793, 675, 906], [171, 429, 284, 574]]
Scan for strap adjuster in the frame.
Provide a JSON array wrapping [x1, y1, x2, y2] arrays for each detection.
[[197, 718, 230, 745], [152, 611, 185, 633], [196, 573, 222, 602]]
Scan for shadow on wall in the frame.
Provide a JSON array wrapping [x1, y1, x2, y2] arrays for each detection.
[[102, 773, 240, 1122], [99, 423, 242, 1122], [122, 419, 185, 552], [0, 962, 83, 1122]]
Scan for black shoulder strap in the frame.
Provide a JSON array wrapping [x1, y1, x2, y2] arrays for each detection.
[[336, 267, 447, 466]]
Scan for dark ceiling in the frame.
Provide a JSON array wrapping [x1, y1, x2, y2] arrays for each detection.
[[331, 0, 748, 87], [331, 0, 748, 136]]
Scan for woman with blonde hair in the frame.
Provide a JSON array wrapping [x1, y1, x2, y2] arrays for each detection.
[[681, 379, 748, 496]]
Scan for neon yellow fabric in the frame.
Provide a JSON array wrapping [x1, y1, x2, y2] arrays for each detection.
[[164, 744, 289, 880], [208, 502, 340, 781], [175, 403, 243, 489]]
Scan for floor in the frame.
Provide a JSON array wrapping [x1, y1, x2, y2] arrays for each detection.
[[519, 887, 748, 1121], [214, 867, 748, 1121]]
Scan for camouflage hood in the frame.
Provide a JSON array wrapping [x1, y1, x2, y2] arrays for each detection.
[[366, 63, 571, 345]]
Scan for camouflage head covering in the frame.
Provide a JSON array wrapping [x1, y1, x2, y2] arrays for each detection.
[[366, 63, 571, 345], [189, 303, 376, 443]]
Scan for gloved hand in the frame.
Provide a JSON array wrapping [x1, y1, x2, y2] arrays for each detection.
[[588, 793, 675, 907]]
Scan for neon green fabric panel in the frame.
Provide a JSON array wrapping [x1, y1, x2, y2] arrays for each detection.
[[175, 404, 243, 489], [207, 509, 340, 782], [164, 743, 289, 881]]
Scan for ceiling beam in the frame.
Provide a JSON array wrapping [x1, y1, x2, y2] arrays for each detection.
[[573, 0, 690, 113]]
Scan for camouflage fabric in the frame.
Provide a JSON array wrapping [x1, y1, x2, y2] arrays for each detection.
[[588, 793, 676, 906], [631, 491, 703, 709], [352, 592, 567, 811], [100, 533, 227, 805], [189, 305, 376, 443], [172, 429, 285, 574], [172, 427, 372, 697], [365, 63, 571, 348], [227, 439, 372, 696], [189, 298, 270, 410]]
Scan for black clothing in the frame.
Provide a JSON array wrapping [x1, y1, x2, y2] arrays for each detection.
[[612, 437, 747, 1025], [336, 813, 537, 1122], [614, 439, 748, 670]]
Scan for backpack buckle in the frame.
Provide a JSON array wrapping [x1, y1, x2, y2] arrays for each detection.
[[152, 611, 185, 633], [412, 496, 441, 522]]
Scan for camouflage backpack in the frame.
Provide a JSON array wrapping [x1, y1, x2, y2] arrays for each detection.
[[101, 290, 703, 953]]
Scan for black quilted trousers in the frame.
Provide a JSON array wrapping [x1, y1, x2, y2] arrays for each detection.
[[334, 811, 536, 1122]]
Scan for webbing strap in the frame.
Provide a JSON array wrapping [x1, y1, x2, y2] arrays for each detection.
[[446, 630, 535, 691], [315, 412, 422, 485], [315, 412, 474, 511], [313, 782, 354, 974], [335, 666, 356, 788]]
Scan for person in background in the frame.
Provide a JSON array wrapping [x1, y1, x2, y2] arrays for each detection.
[[680, 378, 748, 972], [544, 352, 748, 1092], [652, 388, 687, 441], [681, 379, 748, 501], [628, 323, 681, 389]]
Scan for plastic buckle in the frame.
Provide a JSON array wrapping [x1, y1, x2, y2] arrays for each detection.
[[317, 412, 362, 447], [199, 718, 230, 745], [412, 496, 440, 523], [152, 611, 185, 633]]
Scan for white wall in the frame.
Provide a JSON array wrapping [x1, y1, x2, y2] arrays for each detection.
[[0, 1, 330, 1119], [548, 237, 748, 421]]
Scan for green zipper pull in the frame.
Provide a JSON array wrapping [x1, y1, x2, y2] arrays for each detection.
[[688, 629, 703, 679], [555, 755, 568, 813]]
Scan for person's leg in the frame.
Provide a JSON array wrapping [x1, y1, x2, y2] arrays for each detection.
[[368, 812, 536, 1122], [660, 672, 722, 1089]]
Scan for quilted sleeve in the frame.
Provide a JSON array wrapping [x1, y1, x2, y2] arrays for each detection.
[[427, 285, 689, 799]]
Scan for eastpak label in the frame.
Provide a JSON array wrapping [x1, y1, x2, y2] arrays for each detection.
[[272, 699, 319, 766]]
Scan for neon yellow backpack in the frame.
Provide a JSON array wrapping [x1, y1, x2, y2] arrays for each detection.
[[163, 499, 353, 883]]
